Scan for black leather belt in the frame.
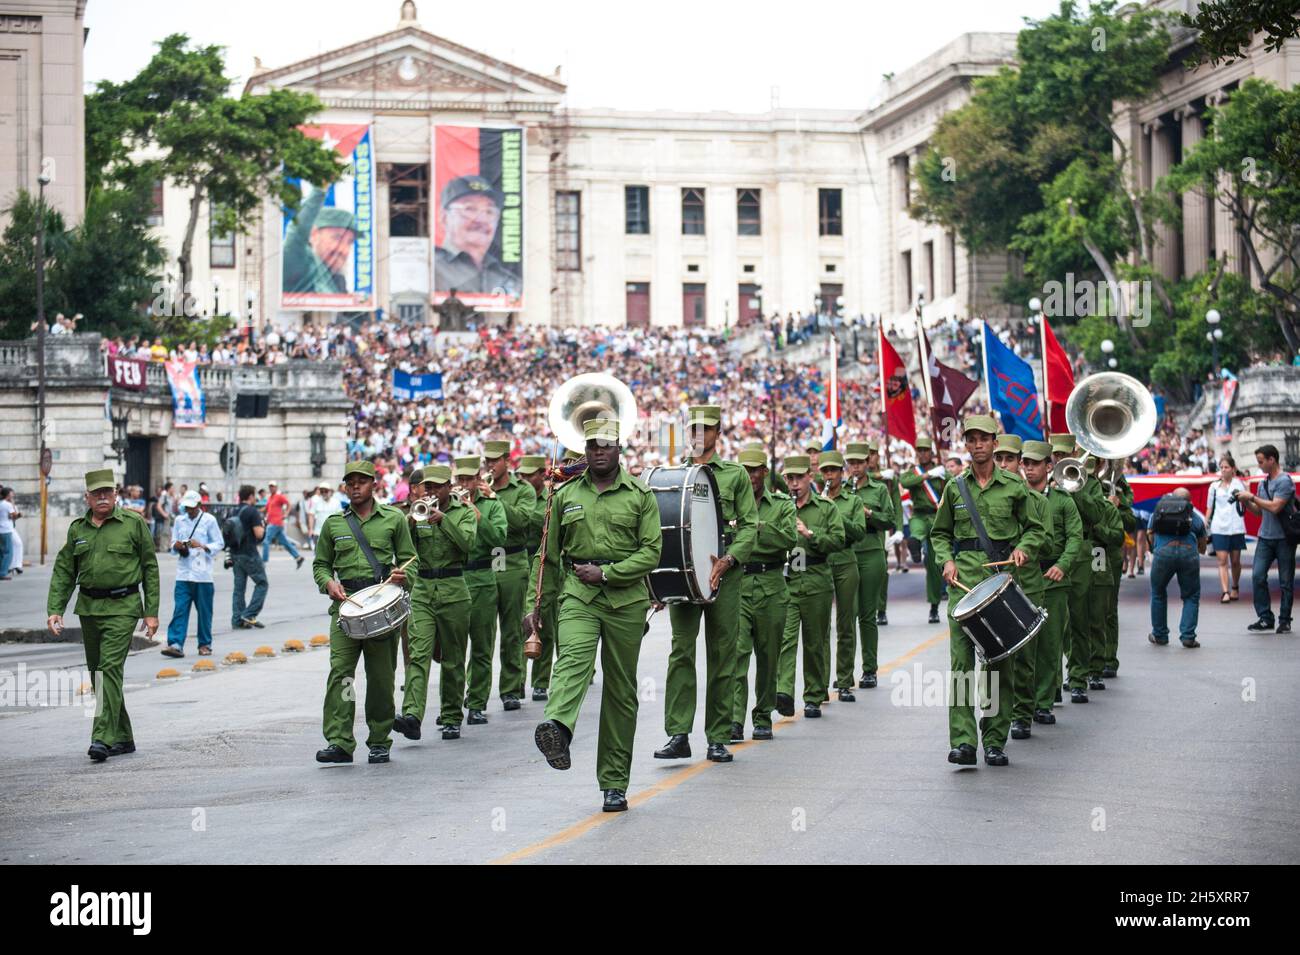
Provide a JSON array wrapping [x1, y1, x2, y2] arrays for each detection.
[[464, 558, 496, 571], [744, 560, 786, 575], [955, 539, 1012, 554], [789, 556, 827, 569], [341, 574, 388, 593], [79, 583, 141, 599], [564, 557, 614, 570], [419, 568, 463, 579]]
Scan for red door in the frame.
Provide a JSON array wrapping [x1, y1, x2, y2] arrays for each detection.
[[738, 283, 760, 325], [682, 283, 706, 327], [626, 283, 650, 328]]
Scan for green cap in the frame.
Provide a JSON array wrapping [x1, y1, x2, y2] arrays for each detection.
[[738, 449, 768, 468], [742, 441, 766, 452], [483, 440, 511, 459], [804, 442, 823, 454], [424, 464, 452, 484], [453, 456, 481, 477], [915, 437, 933, 450], [441, 174, 504, 209], [783, 455, 812, 476], [866, 440, 880, 453], [84, 469, 115, 492], [995, 434, 1023, 454], [962, 414, 999, 436], [562, 448, 582, 462], [344, 460, 376, 479], [1022, 440, 1052, 462], [583, 417, 620, 443], [315, 206, 357, 233], [844, 442, 870, 461], [819, 450, 846, 469], [1049, 432, 1077, 453], [687, 405, 721, 427], [516, 455, 545, 474], [407, 468, 425, 487]]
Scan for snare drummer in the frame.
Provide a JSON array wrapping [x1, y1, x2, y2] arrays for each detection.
[[930, 416, 1044, 768], [313, 461, 416, 765]]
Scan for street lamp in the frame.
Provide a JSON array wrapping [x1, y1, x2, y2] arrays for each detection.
[[1206, 308, 1222, 371], [1100, 338, 1116, 370], [1027, 296, 1041, 328], [36, 162, 52, 564]]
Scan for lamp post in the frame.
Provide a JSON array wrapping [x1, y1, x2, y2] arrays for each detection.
[[1100, 337, 1117, 370], [1206, 308, 1221, 372], [36, 163, 51, 563]]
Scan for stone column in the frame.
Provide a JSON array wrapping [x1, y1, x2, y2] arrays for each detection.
[[1207, 90, 1242, 275], [1147, 118, 1180, 280], [1177, 105, 1210, 276]]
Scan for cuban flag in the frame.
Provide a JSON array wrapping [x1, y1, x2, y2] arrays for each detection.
[[982, 321, 1044, 441]]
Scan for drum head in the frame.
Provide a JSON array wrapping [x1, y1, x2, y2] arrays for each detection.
[[953, 572, 1010, 617], [339, 582, 403, 619], [688, 472, 721, 599]]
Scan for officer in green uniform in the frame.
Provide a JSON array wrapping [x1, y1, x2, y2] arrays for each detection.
[[47, 469, 161, 761], [820, 451, 866, 702], [804, 441, 825, 493], [1018, 441, 1082, 728], [743, 440, 788, 495], [485, 439, 534, 710], [1102, 473, 1136, 680], [868, 440, 901, 624], [900, 436, 949, 623], [930, 415, 1045, 767], [516, 454, 557, 701], [459, 455, 509, 725], [844, 443, 894, 688], [730, 448, 796, 742], [530, 417, 662, 813], [775, 455, 846, 719], [312, 461, 416, 764], [395, 465, 476, 742], [658, 405, 758, 763], [283, 188, 357, 296]]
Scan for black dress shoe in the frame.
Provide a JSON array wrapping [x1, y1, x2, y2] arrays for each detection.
[[984, 746, 1009, 767], [502, 695, 522, 711], [1277, 621, 1292, 634], [532, 686, 548, 702], [803, 703, 822, 718], [602, 789, 628, 812], [1248, 617, 1275, 632], [729, 722, 745, 744], [1033, 708, 1056, 724], [837, 688, 856, 702], [1009, 720, 1030, 740], [654, 734, 691, 759], [367, 746, 391, 764], [775, 693, 796, 717], [1088, 677, 1106, 691], [706, 743, 733, 762], [316, 744, 352, 763], [1101, 667, 1117, 679], [441, 724, 461, 740], [928, 605, 940, 624], [393, 714, 421, 740], [877, 612, 888, 626], [534, 719, 571, 770], [467, 709, 489, 725], [947, 743, 977, 766], [752, 725, 773, 741], [88, 741, 110, 762], [1071, 688, 1089, 704], [107, 740, 136, 756]]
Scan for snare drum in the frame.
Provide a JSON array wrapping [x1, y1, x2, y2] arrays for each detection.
[[337, 581, 411, 639], [641, 464, 724, 604], [951, 572, 1046, 663]]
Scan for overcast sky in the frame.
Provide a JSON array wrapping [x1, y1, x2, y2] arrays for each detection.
[[84, 0, 1061, 112]]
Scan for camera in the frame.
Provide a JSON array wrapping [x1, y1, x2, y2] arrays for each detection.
[[175, 542, 190, 558], [1229, 489, 1241, 503], [223, 556, 234, 570]]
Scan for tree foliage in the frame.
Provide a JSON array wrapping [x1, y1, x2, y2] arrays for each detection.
[[1180, 0, 1300, 65]]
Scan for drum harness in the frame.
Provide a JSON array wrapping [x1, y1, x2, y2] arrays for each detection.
[[342, 509, 391, 594], [954, 477, 1013, 566]]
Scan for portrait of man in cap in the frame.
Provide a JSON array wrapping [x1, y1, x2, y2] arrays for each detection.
[[283, 184, 358, 297], [434, 175, 520, 297]]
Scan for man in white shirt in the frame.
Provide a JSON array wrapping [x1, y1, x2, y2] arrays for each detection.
[[307, 482, 338, 549], [161, 490, 225, 658]]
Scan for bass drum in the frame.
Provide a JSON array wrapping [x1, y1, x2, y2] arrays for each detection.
[[642, 464, 724, 604]]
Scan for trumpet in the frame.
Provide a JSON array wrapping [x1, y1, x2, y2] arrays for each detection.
[[409, 495, 440, 522]]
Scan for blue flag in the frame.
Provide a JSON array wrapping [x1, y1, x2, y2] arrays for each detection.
[[983, 322, 1044, 441], [392, 370, 443, 401]]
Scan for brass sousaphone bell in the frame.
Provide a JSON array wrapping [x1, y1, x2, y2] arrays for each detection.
[[547, 372, 639, 455], [1051, 372, 1157, 495]]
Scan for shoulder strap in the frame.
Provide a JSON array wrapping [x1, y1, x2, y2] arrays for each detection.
[[955, 475, 999, 561], [344, 508, 385, 583]]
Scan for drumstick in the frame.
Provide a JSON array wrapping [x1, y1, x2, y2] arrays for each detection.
[[383, 556, 419, 583], [982, 559, 1016, 568], [949, 579, 973, 593]]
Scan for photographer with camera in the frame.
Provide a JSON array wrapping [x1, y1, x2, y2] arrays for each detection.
[[161, 490, 225, 658], [1237, 444, 1296, 634], [226, 485, 268, 629]]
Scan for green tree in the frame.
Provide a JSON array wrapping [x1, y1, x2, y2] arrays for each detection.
[[1180, 0, 1300, 65]]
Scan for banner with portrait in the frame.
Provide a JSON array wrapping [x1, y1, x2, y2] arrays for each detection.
[[432, 125, 524, 310], [165, 361, 205, 429], [281, 123, 376, 311]]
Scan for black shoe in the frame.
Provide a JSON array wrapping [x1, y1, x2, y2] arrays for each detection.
[[984, 746, 1009, 767], [1071, 688, 1089, 704], [295, 556, 304, 570], [1010, 720, 1030, 740], [441, 724, 461, 740], [803, 703, 822, 719], [316, 744, 352, 763], [1148, 633, 1169, 645], [88, 741, 110, 762], [1088, 677, 1106, 691], [502, 695, 522, 711], [467, 709, 489, 725], [864, 674, 878, 688], [534, 719, 571, 770], [367, 746, 390, 764], [107, 740, 136, 756], [752, 725, 773, 741], [1277, 621, 1292, 634], [532, 686, 548, 702], [393, 714, 421, 741], [775, 693, 796, 717], [1102, 667, 1117, 679], [1248, 618, 1276, 632], [947, 743, 977, 766], [1181, 638, 1201, 648], [602, 789, 628, 812], [729, 722, 745, 745], [1033, 708, 1056, 725], [928, 604, 940, 624], [706, 743, 733, 762], [876, 612, 888, 626], [654, 734, 691, 759], [837, 688, 856, 702]]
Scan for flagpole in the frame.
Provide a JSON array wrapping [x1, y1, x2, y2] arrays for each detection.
[[828, 331, 839, 450], [914, 311, 937, 440], [878, 324, 889, 450], [1039, 311, 1050, 439], [980, 320, 1000, 431]]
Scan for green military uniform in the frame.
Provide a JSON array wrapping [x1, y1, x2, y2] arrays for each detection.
[[403, 465, 477, 729], [532, 418, 662, 792], [869, 441, 902, 619], [47, 470, 161, 752], [820, 451, 866, 693], [742, 441, 787, 496], [485, 440, 535, 703], [312, 462, 417, 755], [458, 456, 509, 715], [665, 407, 759, 747], [1103, 476, 1137, 676], [1064, 470, 1123, 692], [283, 189, 355, 295], [930, 417, 1045, 757], [899, 437, 949, 609], [845, 443, 894, 683], [777, 456, 846, 709], [732, 449, 796, 732], [517, 456, 558, 695]]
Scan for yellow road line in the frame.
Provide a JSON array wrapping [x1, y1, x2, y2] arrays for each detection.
[[488, 627, 950, 865]]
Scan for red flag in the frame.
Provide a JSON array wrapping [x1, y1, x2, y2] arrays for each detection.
[[922, 330, 979, 449], [1041, 317, 1074, 434], [879, 328, 917, 448]]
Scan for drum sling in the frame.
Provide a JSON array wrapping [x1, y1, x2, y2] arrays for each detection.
[[954, 477, 1011, 563], [343, 509, 386, 586]]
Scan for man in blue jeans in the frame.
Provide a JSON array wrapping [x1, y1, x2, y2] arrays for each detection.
[[161, 490, 225, 657], [1148, 488, 1207, 648], [230, 484, 268, 629], [1238, 444, 1295, 635]]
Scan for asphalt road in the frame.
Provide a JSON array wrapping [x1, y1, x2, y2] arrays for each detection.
[[1, 549, 1297, 865]]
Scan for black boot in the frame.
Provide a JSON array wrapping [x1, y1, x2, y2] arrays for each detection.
[[534, 719, 572, 770], [876, 611, 888, 626], [315, 744, 352, 764], [984, 746, 1009, 766], [1088, 677, 1106, 691], [1033, 708, 1056, 725], [928, 603, 940, 624], [947, 743, 977, 766], [531, 686, 548, 702], [1071, 687, 1089, 704], [441, 724, 461, 740], [88, 741, 110, 762], [502, 695, 522, 711], [1009, 720, 1030, 740], [654, 734, 691, 759], [803, 702, 822, 718], [602, 789, 628, 812], [393, 714, 421, 741], [729, 722, 745, 744], [752, 725, 773, 741], [467, 709, 489, 725], [107, 740, 136, 756], [775, 693, 796, 717], [837, 687, 856, 702], [706, 742, 733, 762], [367, 746, 390, 764]]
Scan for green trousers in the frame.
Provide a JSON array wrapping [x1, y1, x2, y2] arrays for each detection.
[[912, 512, 944, 605], [831, 558, 860, 689], [732, 571, 787, 730], [1033, 587, 1070, 712], [544, 592, 648, 791], [403, 592, 470, 725], [80, 614, 136, 745], [1087, 575, 1111, 679], [495, 562, 529, 700], [1065, 569, 1094, 689], [666, 569, 741, 743], [529, 595, 558, 691], [464, 571, 499, 711], [879, 563, 889, 614], [947, 592, 1016, 750], [1010, 587, 1047, 724], [1103, 561, 1122, 672], [778, 587, 833, 706], [855, 550, 886, 676], [323, 618, 398, 753]]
